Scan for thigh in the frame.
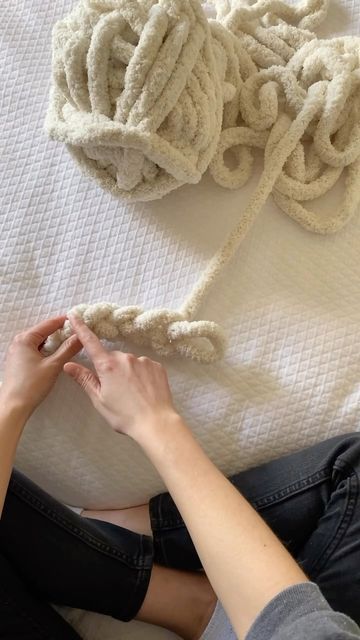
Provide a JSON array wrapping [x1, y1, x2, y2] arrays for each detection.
[[150, 434, 351, 567], [0, 551, 81, 640], [0, 469, 153, 622], [150, 432, 360, 623], [228, 434, 352, 554], [296, 443, 360, 624]]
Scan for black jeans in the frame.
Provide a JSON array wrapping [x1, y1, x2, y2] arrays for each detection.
[[1, 433, 360, 639]]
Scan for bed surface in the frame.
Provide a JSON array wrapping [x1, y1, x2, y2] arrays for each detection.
[[1, 1, 360, 638]]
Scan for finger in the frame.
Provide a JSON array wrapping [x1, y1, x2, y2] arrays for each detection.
[[67, 313, 107, 363], [23, 316, 67, 347], [63, 362, 100, 398], [49, 334, 83, 366]]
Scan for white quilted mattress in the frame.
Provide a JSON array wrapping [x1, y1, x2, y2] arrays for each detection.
[[1, 1, 360, 638]]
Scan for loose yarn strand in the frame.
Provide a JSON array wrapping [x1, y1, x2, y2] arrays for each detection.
[[180, 83, 324, 319], [45, 0, 360, 363]]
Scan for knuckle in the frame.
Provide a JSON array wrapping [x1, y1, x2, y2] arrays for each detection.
[[13, 332, 25, 345], [84, 335, 95, 350], [124, 353, 136, 363], [97, 355, 116, 373], [52, 344, 66, 359]]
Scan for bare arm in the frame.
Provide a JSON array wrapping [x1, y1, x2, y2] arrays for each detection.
[[65, 314, 307, 640], [0, 316, 82, 516], [137, 416, 307, 639], [0, 405, 27, 515]]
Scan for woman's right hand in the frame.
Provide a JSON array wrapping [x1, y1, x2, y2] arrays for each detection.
[[63, 313, 179, 438]]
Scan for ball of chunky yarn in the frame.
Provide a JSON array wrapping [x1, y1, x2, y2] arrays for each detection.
[[46, 0, 227, 200]]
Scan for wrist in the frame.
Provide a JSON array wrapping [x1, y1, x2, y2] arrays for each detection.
[[132, 410, 188, 449], [0, 390, 32, 428]]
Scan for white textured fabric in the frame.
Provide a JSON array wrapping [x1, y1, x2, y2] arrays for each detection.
[[43, 0, 360, 363], [0, 1, 360, 639]]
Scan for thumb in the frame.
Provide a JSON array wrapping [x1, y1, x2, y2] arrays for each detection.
[[64, 362, 99, 399]]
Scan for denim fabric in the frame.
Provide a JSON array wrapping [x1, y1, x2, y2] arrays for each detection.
[[2, 433, 360, 639], [0, 470, 153, 639], [149, 432, 360, 625], [0, 551, 82, 640]]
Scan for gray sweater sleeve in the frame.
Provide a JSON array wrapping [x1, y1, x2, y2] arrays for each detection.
[[246, 582, 360, 640]]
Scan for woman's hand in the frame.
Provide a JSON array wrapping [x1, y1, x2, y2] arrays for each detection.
[[0, 316, 82, 421], [63, 313, 178, 438]]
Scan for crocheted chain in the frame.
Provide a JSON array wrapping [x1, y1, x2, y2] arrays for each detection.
[[43, 303, 226, 363], [45, 0, 360, 362]]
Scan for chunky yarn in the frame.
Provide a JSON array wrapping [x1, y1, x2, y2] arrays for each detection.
[[45, 0, 360, 363]]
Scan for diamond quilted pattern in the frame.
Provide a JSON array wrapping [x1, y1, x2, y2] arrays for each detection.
[[1, 1, 360, 639]]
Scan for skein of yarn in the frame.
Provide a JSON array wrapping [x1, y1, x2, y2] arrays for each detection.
[[45, 0, 360, 363]]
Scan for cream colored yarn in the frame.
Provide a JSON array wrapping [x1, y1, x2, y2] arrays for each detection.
[[45, 0, 360, 363]]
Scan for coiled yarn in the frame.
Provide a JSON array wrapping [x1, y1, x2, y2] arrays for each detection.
[[45, 0, 360, 363]]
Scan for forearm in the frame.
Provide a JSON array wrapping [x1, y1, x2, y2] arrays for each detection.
[[137, 415, 307, 640], [0, 401, 27, 516]]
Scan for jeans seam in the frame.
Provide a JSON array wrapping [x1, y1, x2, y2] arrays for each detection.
[[149, 495, 160, 531], [151, 469, 332, 530], [250, 468, 331, 509], [123, 535, 153, 621], [309, 460, 359, 577], [10, 479, 144, 570], [151, 494, 172, 565], [150, 493, 189, 531], [158, 495, 170, 565]]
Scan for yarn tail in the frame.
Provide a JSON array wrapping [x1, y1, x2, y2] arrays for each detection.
[[180, 83, 325, 320]]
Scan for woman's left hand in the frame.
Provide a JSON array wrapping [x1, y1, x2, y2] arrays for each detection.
[[0, 316, 82, 420]]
